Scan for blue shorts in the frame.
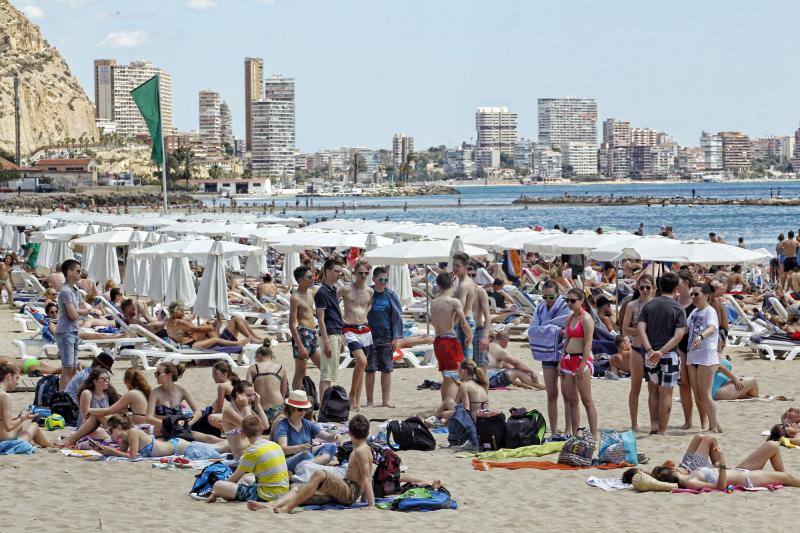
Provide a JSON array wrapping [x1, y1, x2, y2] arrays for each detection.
[[234, 483, 262, 502], [56, 331, 80, 368], [472, 326, 489, 368], [442, 370, 460, 380], [367, 340, 393, 374], [455, 316, 476, 360]]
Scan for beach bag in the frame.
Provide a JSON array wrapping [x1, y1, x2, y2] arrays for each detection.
[[190, 461, 233, 498], [476, 411, 506, 451], [49, 392, 78, 426], [447, 404, 478, 447], [161, 414, 194, 441], [387, 417, 436, 451], [302, 375, 320, 411], [371, 443, 403, 497], [34, 374, 59, 408], [557, 428, 595, 466], [387, 485, 458, 511], [599, 429, 638, 465], [317, 385, 350, 423], [505, 408, 546, 449]]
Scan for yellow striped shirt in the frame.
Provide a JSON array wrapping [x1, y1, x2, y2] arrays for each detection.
[[239, 439, 289, 501]]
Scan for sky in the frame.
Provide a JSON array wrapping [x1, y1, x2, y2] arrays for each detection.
[[10, 0, 800, 152]]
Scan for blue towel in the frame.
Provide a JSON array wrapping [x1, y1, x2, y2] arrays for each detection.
[[528, 296, 570, 362], [0, 439, 35, 455]]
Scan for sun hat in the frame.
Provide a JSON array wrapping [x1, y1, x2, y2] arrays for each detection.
[[285, 390, 312, 409], [92, 352, 115, 374]]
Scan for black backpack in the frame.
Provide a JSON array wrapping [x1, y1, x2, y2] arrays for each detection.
[[318, 385, 350, 423], [302, 376, 320, 411], [476, 411, 506, 451], [161, 415, 194, 441], [505, 408, 546, 449], [49, 392, 79, 426], [387, 416, 436, 451], [34, 374, 59, 408]]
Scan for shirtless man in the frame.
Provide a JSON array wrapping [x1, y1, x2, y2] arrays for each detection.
[[452, 252, 476, 361], [47, 268, 65, 292], [726, 265, 747, 293], [340, 260, 373, 411], [430, 271, 471, 401], [256, 273, 278, 303], [289, 265, 321, 391], [787, 265, 800, 298], [469, 266, 492, 369], [780, 231, 799, 288], [487, 330, 544, 390]]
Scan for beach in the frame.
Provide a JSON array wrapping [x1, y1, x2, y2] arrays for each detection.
[[4, 304, 800, 532]]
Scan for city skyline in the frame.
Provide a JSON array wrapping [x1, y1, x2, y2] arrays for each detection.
[[10, 0, 800, 151]]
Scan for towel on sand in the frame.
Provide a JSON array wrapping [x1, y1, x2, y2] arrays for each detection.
[[473, 441, 564, 461], [586, 476, 631, 491], [472, 458, 628, 471], [0, 439, 34, 455]]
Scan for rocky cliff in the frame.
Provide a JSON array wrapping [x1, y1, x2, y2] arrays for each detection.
[[0, 0, 98, 157]]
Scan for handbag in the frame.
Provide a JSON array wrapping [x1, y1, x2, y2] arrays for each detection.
[[557, 427, 595, 466], [598, 429, 638, 465]]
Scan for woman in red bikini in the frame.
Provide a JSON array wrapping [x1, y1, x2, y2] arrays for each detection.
[[560, 288, 598, 442]]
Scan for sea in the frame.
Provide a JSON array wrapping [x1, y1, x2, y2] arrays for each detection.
[[213, 181, 800, 250]]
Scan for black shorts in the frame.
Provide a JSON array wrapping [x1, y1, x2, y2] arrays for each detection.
[[367, 340, 393, 374], [784, 257, 797, 271]]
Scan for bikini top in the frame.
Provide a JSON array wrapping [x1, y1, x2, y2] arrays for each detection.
[[252, 363, 283, 383], [566, 310, 585, 339]]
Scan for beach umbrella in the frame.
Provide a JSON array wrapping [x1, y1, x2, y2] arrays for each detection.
[[283, 251, 301, 287], [248, 225, 293, 241], [82, 244, 96, 276], [165, 256, 196, 307], [490, 229, 562, 252], [36, 240, 52, 269], [0, 225, 14, 250], [51, 240, 75, 269], [387, 235, 414, 307], [447, 235, 465, 270], [11, 227, 23, 254], [123, 231, 145, 294], [531, 231, 639, 256], [245, 249, 268, 278], [364, 238, 489, 266], [227, 254, 242, 273], [194, 240, 229, 320], [129, 239, 260, 261], [644, 239, 772, 266], [90, 242, 121, 286], [147, 235, 172, 301], [365, 232, 379, 252]]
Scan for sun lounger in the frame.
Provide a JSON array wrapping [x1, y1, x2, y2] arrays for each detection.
[[338, 344, 436, 370], [746, 331, 800, 361], [769, 297, 789, 321], [724, 295, 768, 346], [13, 337, 102, 360]]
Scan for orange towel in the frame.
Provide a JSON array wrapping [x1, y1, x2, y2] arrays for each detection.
[[472, 458, 629, 471]]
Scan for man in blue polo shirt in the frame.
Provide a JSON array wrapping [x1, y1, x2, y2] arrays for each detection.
[[314, 258, 344, 399], [366, 266, 404, 408]]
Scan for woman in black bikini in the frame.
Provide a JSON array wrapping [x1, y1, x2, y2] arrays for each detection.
[[190, 361, 237, 437], [247, 341, 288, 425], [429, 359, 489, 426]]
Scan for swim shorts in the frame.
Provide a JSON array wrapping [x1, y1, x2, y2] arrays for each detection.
[[472, 325, 489, 368], [645, 350, 680, 388], [342, 324, 373, 356], [560, 352, 594, 376], [367, 340, 393, 374], [784, 257, 798, 271], [680, 451, 712, 472], [488, 368, 511, 388], [455, 316, 475, 360], [434, 335, 464, 372], [292, 327, 319, 360]]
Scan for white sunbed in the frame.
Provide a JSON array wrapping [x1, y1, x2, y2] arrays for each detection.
[[724, 295, 768, 346]]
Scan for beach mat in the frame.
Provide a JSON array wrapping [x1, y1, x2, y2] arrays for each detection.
[[672, 484, 783, 495], [472, 458, 628, 471]]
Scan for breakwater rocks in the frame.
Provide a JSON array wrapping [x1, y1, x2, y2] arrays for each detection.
[[360, 185, 459, 197], [0, 192, 201, 210], [511, 194, 800, 207]]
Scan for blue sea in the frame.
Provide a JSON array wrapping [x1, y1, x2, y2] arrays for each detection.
[[217, 181, 800, 250]]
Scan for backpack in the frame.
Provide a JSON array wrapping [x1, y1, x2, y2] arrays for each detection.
[[386, 416, 436, 451], [476, 411, 506, 451], [49, 392, 79, 426], [34, 374, 60, 408], [447, 403, 478, 448], [190, 461, 233, 498], [371, 443, 402, 497], [161, 415, 194, 441], [317, 385, 350, 423], [504, 408, 546, 449], [302, 375, 320, 411]]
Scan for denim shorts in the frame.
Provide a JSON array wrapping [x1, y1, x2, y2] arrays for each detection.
[[56, 331, 80, 368]]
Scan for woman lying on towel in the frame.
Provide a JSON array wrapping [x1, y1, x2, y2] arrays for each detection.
[[165, 302, 261, 349], [768, 422, 800, 446], [668, 434, 788, 475]]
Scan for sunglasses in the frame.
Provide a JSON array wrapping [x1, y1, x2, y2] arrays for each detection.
[[638, 286, 652, 291], [542, 294, 557, 300], [376, 278, 389, 283], [567, 298, 581, 304]]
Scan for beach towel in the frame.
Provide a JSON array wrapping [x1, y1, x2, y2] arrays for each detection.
[[472, 458, 628, 471], [586, 476, 631, 491], [528, 296, 570, 363], [0, 439, 35, 455], [473, 441, 564, 461], [672, 485, 783, 495]]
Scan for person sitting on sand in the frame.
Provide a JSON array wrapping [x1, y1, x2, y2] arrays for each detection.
[[74, 368, 120, 439], [712, 355, 759, 401], [607, 334, 632, 378], [165, 302, 261, 349], [207, 415, 289, 505], [487, 330, 544, 390], [273, 390, 340, 473], [189, 361, 237, 437], [221, 379, 269, 460], [427, 359, 489, 427], [0, 361, 52, 448], [64, 352, 115, 404], [248, 414, 375, 512], [246, 341, 287, 425]]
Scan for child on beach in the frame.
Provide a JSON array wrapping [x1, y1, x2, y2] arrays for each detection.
[[248, 414, 375, 512], [608, 334, 632, 378]]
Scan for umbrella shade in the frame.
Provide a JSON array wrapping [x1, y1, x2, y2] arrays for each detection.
[[249, 226, 293, 240], [90, 243, 121, 286], [194, 240, 229, 319], [130, 239, 261, 261], [644, 239, 772, 265], [447, 235, 465, 270], [365, 232, 379, 252], [123, 231, 145, 293], [364, 238, 489, 266], [70, 229, 148, 249], [245, 250, 268, 277], [165, 257, 196, 307], [147, 255, 172, 302], [591, 236, 673, 262], [387, 236, 413, 306], [42, 224, 97, 241], [490, 229, 562, 251], [269, 231, 393, 253], [82, 244, 96, 278], [159, 221, 258, 238], [0, 225, 15, 250], [283, 251, 301, 287], [51, 240, 75, 269], [529, 232, 639, 256]]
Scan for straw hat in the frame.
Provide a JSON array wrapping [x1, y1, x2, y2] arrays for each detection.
[[285, 390, 312, 409], [632, 471, 677, 492]]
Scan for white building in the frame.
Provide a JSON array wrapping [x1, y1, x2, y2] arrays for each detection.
[[562, 141, 597, 176], [219, 101, 233, 148], [475, 107, 518, 157], [94, 59, 174, 137], [537, 98, 597, 148], [252, 76, 296, 184], [513, 139, 536, 171], [474, 148, 500, 170], [700, 131, 723, 172], [533, 146, 562, 181], [198, 90, 221, 149], [444, 147, 474, 176], [392, 133, 414, 167]]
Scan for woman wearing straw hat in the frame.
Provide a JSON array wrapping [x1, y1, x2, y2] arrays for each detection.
[[272, 390, 340, 473]]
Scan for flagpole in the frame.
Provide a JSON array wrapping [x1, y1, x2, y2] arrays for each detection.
[[158, 74, 168, 215]]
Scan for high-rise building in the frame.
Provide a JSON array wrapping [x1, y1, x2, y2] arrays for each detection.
[[198, 90, 221, 148], [251, 76, 295, 183], [602, 119, 631, 148], [533, 146, 562, 181], [474, 148, 500, 170], [513, 139, 536, 171], [444, 146, 474, 176], [781, 135, 795, 163], [244, 57, 264, 152], [700, 131, 723, 172], [678, 147, 705, 173], [93, 59, 116, 120], [600, 145, 630, 179], [93, 59, 174, 137], [562, 142, 598, 176], [631, 127, 659, 147], [475, 107, 518, 157], [719, 131, 751, 172], [791, 126, 800, 172], [537, 98, 597, 148], [219, 101, 233, 148], [392, 133, 414, 167]]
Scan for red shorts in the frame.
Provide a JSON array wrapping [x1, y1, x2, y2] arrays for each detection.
[[560, 352, 594, 375], [434, 336, 464, 371]]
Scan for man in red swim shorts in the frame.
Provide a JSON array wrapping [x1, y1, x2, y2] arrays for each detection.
[[430, 271, 472, 402]]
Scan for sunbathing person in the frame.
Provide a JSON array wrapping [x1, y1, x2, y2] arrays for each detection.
[[768, 422, 800, 446], [256, 273, 278, 303], [92, 414, 229, 458], [221, 379, 269, 460], [428, 359, 489, 427], [165, 302, 261, 349], [0, 361, 52, 448], [59, 367, 151, 448], [73, 368, 121, 441], [782, 407, 800, 425], [273, 390, 340, 473], [712, 355, 759, 400], [487, 331, 544, 390], [42, 302, 128, 343], [120, 298, 166, 335], [0, 355, 61, 377], [246, 341, 287, 425]]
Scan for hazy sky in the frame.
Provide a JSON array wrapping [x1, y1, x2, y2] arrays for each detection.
[[11, 0, 800, 151]]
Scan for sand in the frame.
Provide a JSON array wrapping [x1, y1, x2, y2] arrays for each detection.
[[3, 306, 800, 533]]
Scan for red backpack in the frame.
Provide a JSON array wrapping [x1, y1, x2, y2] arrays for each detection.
[[370, 443, 402, 497]]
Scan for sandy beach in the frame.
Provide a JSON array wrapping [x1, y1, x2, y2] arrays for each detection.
[[3, 304, 800, 532]]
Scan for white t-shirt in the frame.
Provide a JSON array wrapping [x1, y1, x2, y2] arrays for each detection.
[[686, 306, 719, 365]]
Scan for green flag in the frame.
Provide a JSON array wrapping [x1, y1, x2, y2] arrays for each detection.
[[130, 75, 163, 166]]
